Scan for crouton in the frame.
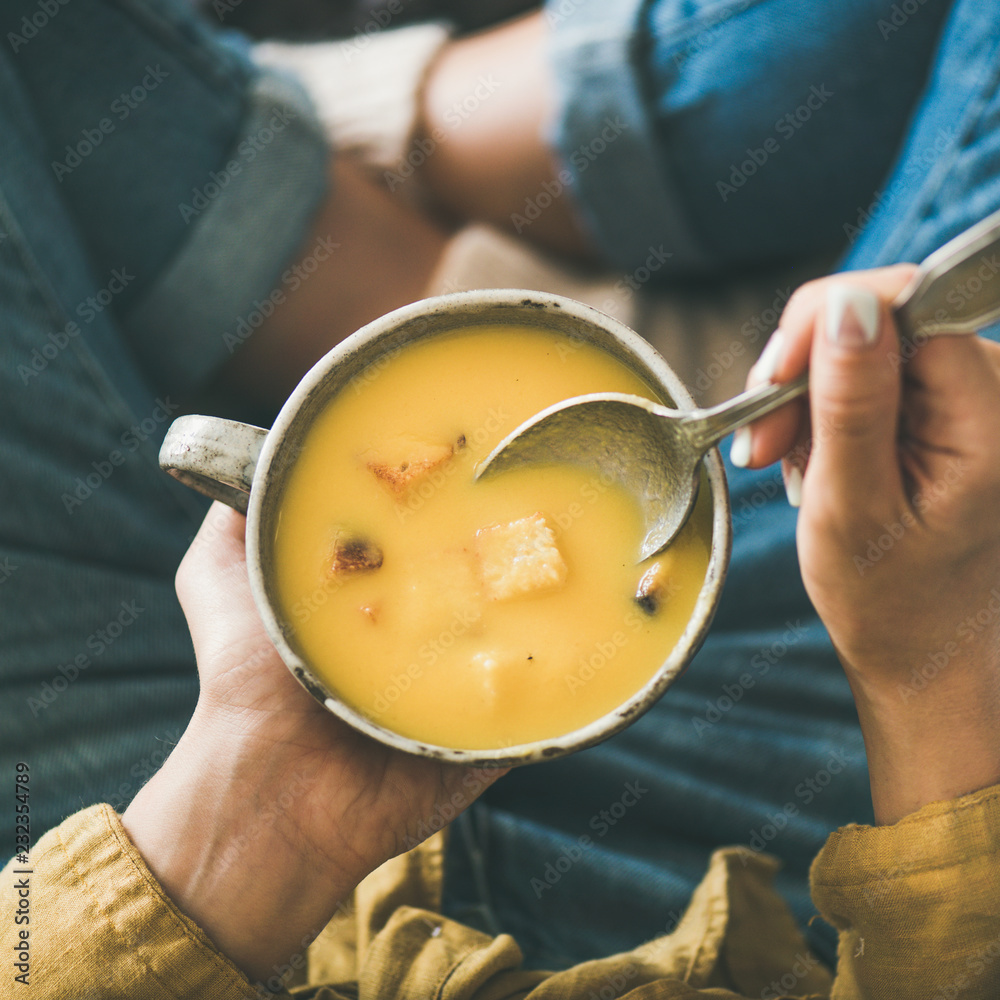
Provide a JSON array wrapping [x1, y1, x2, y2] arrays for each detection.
[[364, 436, 456, 498], [328, 530, 383, 577], [634, 558, 674, 615], [475, 513, 568, 601]]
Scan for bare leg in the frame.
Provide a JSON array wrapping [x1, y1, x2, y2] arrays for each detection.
[[215, 156, 452, 412], [416, 12, 594, 260]]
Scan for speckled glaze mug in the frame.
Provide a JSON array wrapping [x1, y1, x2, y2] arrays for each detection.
[[159, 289, 732, 766]]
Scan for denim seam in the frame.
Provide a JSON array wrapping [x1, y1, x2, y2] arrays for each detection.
[[120, 68, 329, 395], [881, 47, 1000, 264], [545, 0, 711, 272], [838, 0, 1000, 270], [646, 0, 767, 58]]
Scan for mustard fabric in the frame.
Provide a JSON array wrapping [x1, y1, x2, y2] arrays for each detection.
[[3, 784, 999, 999]]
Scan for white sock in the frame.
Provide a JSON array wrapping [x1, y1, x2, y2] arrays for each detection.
[[254, 23, 452, 173]]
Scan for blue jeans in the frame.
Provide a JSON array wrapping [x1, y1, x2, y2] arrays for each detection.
[[441, 0, 1000, 972], [0, 0, 326, 843]]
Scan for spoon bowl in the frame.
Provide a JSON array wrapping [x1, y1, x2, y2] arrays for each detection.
[[477, 208, 1000, 561]]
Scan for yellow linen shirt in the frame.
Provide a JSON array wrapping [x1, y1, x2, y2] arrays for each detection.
[[2, 783, 999, 999]]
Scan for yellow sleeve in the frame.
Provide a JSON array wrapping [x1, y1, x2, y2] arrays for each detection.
[[0, 803, 266, 999], [810, 782, 1000, 1000], [7, 784, 999, 999]]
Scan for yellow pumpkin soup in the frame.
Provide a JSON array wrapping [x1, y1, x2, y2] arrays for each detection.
[[272, 324, 712, 750]]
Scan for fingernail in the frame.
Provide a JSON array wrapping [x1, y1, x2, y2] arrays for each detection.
[[752, 329, 785, 382], [730, 427, 752, 468], [826, 284, 880, 349], [783, 464, 803, 507]]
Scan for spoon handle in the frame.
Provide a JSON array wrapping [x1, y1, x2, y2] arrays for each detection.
[[681, 206, 1000, 454], [894, 205, 1000, 337], [682, 374, 809, 453]]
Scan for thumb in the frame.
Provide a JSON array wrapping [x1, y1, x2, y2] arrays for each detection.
[[176, 502, 270, 670], [805, 283, 905, 521]]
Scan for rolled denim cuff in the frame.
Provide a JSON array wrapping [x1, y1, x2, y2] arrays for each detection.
[[545, 0, 708, 274], [122, 67, 329, 397]]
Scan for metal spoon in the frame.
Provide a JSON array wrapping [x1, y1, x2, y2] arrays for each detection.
[[476, 208, 1000, 562]]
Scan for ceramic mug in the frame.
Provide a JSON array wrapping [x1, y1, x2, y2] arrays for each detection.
[[159, 289, 732, 765]]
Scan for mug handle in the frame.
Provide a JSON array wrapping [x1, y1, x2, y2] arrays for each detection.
[[158, 414, 268, 515]]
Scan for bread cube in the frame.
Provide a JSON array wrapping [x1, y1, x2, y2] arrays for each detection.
[[475, 513, 568, 601], [364, 437, 455, 498], [328, 531, 383, 577], [634, 557, 674, 615]]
